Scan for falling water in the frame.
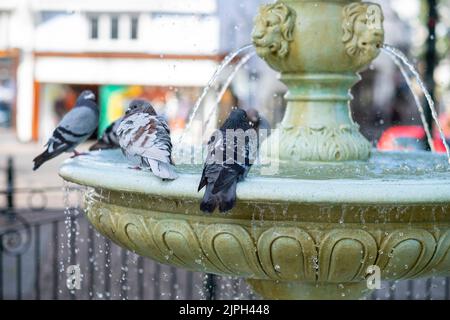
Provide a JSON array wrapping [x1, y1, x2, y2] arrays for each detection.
[[382, 48, 435, 152], [177, 44, 254, 145], [382, 44, 450, 163], [62, 182, 81, 298], [202, 51, 256, 132]]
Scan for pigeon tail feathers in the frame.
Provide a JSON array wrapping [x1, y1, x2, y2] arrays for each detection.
[[200, 180, 237, 214], [147, 159, 178, 180], [200, 184, 218, 213], [33, 150, 56, 171]]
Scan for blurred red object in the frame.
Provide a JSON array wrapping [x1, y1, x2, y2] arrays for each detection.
[[378, 124, 450, 153], [433, 136, 447, 153], [433, 113, 450, 153], [377, 126, 428, 151]]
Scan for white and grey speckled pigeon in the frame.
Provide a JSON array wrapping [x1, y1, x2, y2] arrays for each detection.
[[33, 90, 99, 171], [89, 116, 123, 151], [117, 99, 178, 180]]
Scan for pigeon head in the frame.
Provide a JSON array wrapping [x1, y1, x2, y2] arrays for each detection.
[[126, 99, 157, 116], [78, 90, 96, 102], [245, 108, 271, 131], [245, 108, 261, 128], [221, 108, 252, 131]]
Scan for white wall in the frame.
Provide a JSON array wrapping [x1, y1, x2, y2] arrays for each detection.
[[35, 57, 218, 87], [31, 0, 217, 15], [16, 52, 34, 142], [0, 11, 11, 49]]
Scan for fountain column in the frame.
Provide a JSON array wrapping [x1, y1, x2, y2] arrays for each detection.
[[252, 0, 384, 162]]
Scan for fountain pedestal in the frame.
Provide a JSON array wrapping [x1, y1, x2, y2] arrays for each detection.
[[271, 73, 371, 162], [252, 0, 383, 162], [247, 280, 371, 300]]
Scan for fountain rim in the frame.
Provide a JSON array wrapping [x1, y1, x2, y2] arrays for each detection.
[[59, 150, 450, 206]]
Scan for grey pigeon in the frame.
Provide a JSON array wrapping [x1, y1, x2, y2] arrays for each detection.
[[89, 117, 123, 151], [33, 90, 99, 170], [117, 99, 178, 180], [198, 108, 261, 214]]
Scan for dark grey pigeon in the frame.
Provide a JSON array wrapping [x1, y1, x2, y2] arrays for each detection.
[[89, 116, 123, 151], [33, 90, 99, 170], [198, 108, 261, 214]]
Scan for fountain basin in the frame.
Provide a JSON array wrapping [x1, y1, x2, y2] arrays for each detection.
[[60, 150, 450, 299]]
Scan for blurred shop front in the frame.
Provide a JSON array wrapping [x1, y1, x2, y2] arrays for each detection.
[[36, 81, 207, 143], [0, 50, 18, 129]]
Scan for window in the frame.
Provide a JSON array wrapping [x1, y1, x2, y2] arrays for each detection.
[[130, 16, 139, 40], [89, 16, 98, 39], [111, 16, 119, 39]]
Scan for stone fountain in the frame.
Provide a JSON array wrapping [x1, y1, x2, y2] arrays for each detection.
[[59, 0, 450, 300]]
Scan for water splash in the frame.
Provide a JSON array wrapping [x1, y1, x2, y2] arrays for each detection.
[[177, 44, 254, 145], [202, 51, 256, 132], [382, 48, 435, 152], [62, 182, 81, 297], [382, 45, 450, 163]]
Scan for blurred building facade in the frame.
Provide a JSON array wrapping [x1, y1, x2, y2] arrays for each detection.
[[2, 0, 448, 147], [0, 0, 264, 142]]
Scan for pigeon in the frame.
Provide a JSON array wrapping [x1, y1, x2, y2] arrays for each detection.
[[89, 117, 123, 151], [33, 90, 99, 171], [245, 108, 271, 133], [198, 108, 261, 214], [117, 99, 178, 180]]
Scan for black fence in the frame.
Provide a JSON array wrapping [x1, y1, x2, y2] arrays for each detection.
[[0, 157, 449, 300]]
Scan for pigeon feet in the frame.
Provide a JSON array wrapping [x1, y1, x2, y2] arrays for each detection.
[[71, 150, 88, 158], [128, 166, 142, 171]]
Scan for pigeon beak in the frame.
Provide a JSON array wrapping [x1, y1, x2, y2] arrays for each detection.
[[85, 93, 96, 100]]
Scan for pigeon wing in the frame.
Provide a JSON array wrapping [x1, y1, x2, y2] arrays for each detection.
[[47, 106, 98, 153], [198, 129, 225, 191], [118, 113, 172, 164]]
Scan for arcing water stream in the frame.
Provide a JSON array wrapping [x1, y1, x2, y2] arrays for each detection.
[[177, 44, 254, 145], [382, 48, 435, 152], [202, 51, 256, 133], [382, 45, 450, 163]]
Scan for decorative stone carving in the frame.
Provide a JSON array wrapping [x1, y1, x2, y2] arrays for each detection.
[[376, 229, 436, 280], [85, 200, 450, 288], [252, 2, 296, 60], [277, 125, 371, 161], [250, 1, 385, 163], [342, 2, 385, 67], [257, 227, 317, 281], [318, 229, 378, 282]]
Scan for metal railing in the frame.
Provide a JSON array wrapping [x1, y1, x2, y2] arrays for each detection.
[[0, 157, 227, 300], [0, 157, 449, 300]]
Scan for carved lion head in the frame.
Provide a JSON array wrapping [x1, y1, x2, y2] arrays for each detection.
[[252, 3, 296, 59], [342, 3, 384, 62]]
